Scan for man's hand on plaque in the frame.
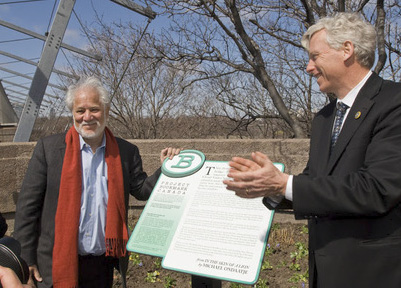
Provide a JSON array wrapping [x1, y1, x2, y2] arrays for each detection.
[[223, 152, 288, 199], [160, 147, 181, 164]]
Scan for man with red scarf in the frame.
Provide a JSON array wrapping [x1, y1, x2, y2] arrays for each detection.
[[14, 76, 180, 288]]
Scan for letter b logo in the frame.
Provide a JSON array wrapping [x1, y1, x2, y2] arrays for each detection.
[[162, 150, 205, 178], [171, 155, 195, 169]]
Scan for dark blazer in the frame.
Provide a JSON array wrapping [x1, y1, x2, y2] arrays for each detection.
[[289, 73, 401, 288], [14, 132, 160, 288]]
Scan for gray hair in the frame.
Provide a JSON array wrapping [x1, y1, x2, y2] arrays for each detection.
[[65, 76, 111, 111], [301, 12, 376, 69]]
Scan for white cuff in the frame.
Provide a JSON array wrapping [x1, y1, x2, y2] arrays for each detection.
[[285, 175, 293, 201]]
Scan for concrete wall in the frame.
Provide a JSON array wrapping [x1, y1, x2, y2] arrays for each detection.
[[0, 139, 310, 235]]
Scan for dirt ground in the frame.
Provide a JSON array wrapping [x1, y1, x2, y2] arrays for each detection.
[[113, 222, 309, 288]]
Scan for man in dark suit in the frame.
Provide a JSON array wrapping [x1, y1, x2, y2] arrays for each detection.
[[14, 76, 179, 288], [224, 13, 401, 288]]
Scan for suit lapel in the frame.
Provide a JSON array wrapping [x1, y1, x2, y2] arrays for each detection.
[[316, 101, 336, 174], [325, 73, 381, 174], [54, 133, 67, 173]]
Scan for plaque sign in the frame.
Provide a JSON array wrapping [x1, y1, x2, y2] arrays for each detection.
[[127, 150, 283, 285]]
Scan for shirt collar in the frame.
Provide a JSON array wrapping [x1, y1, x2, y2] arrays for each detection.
[[338, 70, 372, 108], [79, 133, 106, 151]]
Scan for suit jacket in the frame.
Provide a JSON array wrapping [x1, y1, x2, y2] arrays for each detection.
[[14, 132, 160, 288], [285, 73, 401, 288]]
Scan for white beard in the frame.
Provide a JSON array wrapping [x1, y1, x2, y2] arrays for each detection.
[[74, 119, 106, 140]]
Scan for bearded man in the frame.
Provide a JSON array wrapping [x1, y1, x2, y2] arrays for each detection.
[[14, 76, 179, 288]]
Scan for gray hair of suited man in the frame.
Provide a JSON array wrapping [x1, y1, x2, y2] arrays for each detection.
[[65, 76, 111, 112], [301, 12, 376, 69]]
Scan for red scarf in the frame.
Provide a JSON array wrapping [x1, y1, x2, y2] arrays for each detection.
[[52, 126, 128, 288]]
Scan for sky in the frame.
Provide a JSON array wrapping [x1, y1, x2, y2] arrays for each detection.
[[0, 0, 165, 115]]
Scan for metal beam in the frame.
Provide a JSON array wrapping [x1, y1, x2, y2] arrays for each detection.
[[8, 96, 48, 109], [0, 50, 80, 80], [0, 66, 66, 91], [10, 100, 48, 110], [14, 0, 75, 142], [8, 96, 32, 105], [4, 88, 52, 104], [0, 19, 102, 61], [1, 79, 59, 99], [7, 95, 27, 103], [10, 101, 25, 106], [110, 0, 156, 19]]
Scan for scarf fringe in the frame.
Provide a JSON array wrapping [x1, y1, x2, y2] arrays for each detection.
[[106, 238, 128, 258]]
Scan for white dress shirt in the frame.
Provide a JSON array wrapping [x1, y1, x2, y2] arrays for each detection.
[[78, 134, 108, 255]]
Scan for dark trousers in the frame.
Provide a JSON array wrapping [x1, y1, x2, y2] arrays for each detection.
[[78, 254, 117, 288]]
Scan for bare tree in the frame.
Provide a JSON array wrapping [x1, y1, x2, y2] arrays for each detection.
[[381, 0, 401, 81], [53, 1, 401, 140], [111, 58, 194, 139], [67, 22, 194, 139], [141, 0, 401, 137]]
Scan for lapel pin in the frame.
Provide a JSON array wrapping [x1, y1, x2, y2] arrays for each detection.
[[354, 111, 361, 119]]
